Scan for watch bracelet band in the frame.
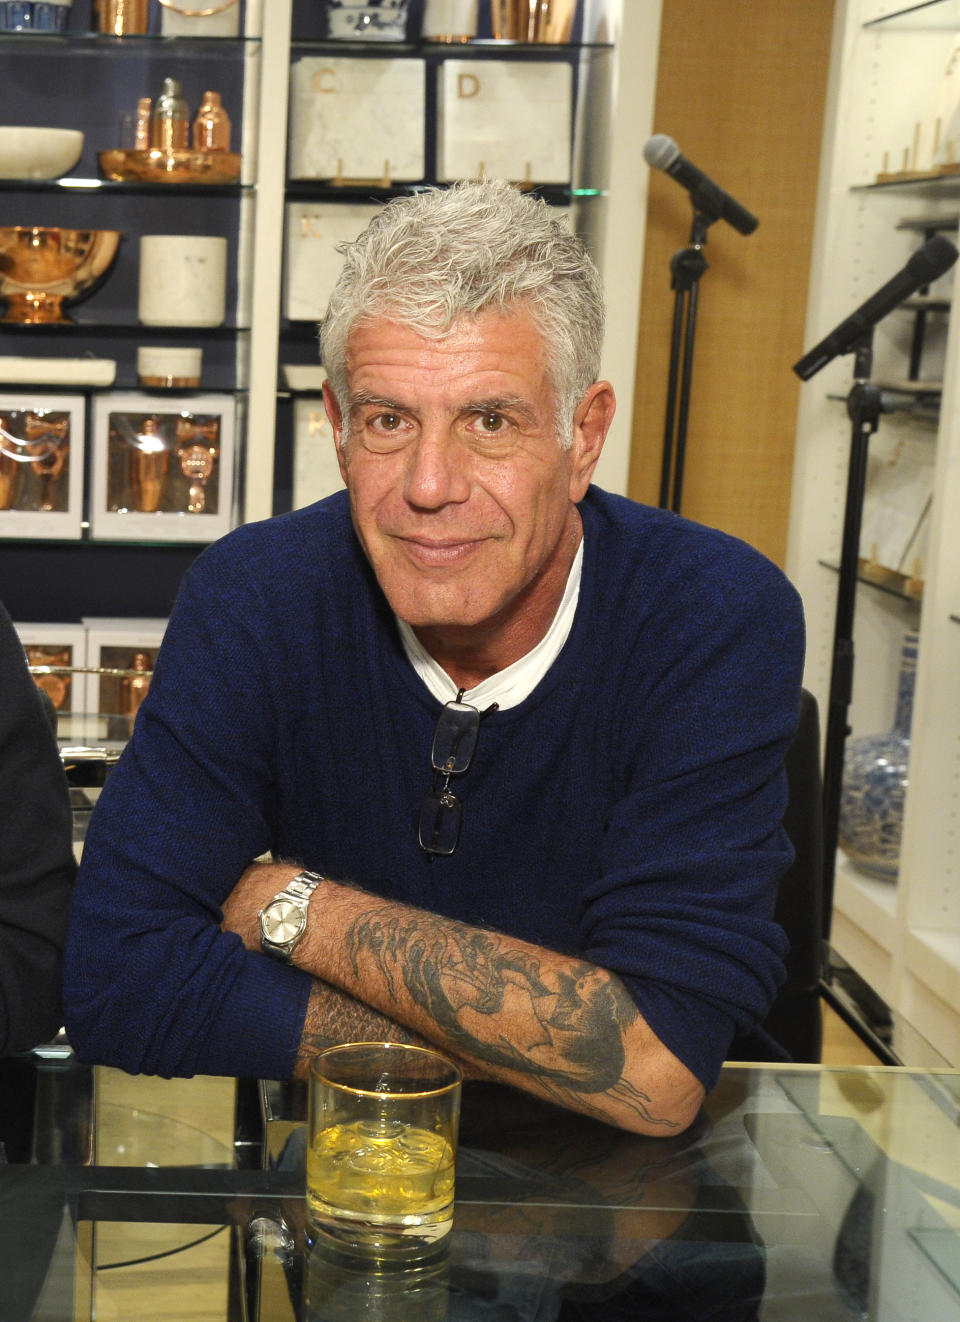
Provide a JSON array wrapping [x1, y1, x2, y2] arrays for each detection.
[[279, 869, 325, 904]]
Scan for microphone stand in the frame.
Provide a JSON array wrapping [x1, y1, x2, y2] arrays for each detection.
[[659, 209, 715, 513], [820, 330, 890, 949]]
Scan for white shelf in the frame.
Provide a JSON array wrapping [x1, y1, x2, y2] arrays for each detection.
[[907, 928, 960, 1008], [834, 853, 900, 953]]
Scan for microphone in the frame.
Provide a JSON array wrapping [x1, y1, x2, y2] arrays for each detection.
[[793, 234, 958, 380], [643, 134, 759, 236]]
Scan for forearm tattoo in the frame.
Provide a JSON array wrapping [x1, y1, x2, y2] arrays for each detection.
[[344, 909, 678, 1129]]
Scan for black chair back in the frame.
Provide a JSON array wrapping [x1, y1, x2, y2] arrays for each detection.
[[761, 688, 825, 1062]]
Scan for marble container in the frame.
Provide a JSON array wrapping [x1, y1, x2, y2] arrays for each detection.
[[137, 345, 203, 388], [138, 235, 227, 328], [422, 0, 478, 40]]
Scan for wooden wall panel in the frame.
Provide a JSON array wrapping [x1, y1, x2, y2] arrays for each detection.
[[628, 0, 835, 566]]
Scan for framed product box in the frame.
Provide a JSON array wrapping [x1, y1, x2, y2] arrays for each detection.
[[90, 393, 235, 543], [0, 393, 85, 540], [929, 35, 960, 170], [284, 201, 383, 322], [859, 435, 935, 584], [82, 617, 167, 732], [14, 622, 88, 718], [288, 57, 425, 183], [293, 392, 346, 510], [437, 60, 573, 185]]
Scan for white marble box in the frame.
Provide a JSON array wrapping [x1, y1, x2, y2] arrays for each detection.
[[90, 392, 235, 544], [859, 433, 935, 577], [293, 392, 346, 510], [284, 201, 383, 322], [288, 57, 425, 182], [437, 59, 573, 185], [0, 392, 85, 540]]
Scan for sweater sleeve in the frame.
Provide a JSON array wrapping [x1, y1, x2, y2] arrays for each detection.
[[579, 536, 805, 1090], [62, 544, 312, 1079], [0, 603, 75, 1055]]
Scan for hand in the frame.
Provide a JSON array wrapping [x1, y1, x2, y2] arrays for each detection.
[[220, 860, 299, 951]]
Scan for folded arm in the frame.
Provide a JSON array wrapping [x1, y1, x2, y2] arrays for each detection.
[[221, 862, 704, 1135]]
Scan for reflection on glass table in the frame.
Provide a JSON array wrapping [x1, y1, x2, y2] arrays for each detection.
[[4, 1064, 960, 1321], [87, 1076, 237, 1322], [257, 1068, 960, 1322]]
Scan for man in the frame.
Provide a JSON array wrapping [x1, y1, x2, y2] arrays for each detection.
[[63, 181, 803, 1136]]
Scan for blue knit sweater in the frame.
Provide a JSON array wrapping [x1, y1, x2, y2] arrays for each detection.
[[63, 487, 804, 1089]]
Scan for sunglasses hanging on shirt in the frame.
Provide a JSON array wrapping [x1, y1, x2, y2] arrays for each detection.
[[419, 690, 498, 859]]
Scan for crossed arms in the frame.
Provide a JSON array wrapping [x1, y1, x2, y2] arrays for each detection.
[[221, 861, 704, 1136]]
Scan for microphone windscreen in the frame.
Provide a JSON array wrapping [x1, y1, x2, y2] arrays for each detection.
[[643, 134, 680, 171], [909, 233, 958, 283]]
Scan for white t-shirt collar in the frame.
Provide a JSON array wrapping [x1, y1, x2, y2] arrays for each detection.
[[396, 538, 584, 711]]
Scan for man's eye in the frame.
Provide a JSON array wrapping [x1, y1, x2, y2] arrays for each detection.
[[373, 413, 402, 431], [480, 412, 505, 432]]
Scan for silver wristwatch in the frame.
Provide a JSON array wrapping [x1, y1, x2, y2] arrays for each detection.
[[258, 870, 324, 962]]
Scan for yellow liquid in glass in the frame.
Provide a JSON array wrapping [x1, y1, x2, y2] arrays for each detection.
[[308, 1118, 455, 1230]]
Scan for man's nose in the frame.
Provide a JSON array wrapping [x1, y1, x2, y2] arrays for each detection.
[[402, 426, 471, 508]]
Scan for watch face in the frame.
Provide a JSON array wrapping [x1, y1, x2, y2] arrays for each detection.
[[261, 898, 305, 948]]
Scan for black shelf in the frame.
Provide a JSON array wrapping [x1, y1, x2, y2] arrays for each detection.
[[283, 180, 588, 205], [854, 174, 960, 195], [0, 319, 249, 336], [289, 38, 613, 54], [896, 214, 960, 232], [0, 380, 249, 395], [903, 295, 951, 310], [0, 178, 249, 196], [818, 559, 924, 604], [0, 32, 258, 49]]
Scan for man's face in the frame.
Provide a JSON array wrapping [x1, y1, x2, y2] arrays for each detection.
[[323, 307, 613, 664]]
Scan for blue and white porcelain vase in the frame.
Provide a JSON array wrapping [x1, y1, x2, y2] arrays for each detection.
[[324, 0, 409, 40], [838, 630, 918, 881]]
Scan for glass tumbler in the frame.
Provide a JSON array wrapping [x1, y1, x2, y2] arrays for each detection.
[[307, 1042, 462, 1257]]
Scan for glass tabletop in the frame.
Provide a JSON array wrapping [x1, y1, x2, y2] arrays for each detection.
[[3, 1062, 960, 1321]]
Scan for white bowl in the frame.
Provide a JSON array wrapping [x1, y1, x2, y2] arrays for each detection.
[[0, 127, 84, 180]]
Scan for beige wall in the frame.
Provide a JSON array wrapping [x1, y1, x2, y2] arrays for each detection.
[[628, 0, 835, 567]]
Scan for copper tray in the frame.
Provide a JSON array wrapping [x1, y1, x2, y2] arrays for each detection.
[[99, 148, 242, 185]]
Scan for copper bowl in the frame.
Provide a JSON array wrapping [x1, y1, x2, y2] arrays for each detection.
[[0, 226, 122, 324]]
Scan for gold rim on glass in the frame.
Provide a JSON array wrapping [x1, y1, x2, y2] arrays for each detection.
[[310, 1041, 462, 1098]]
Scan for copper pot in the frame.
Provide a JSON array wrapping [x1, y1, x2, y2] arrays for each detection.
[[0, 226, 122, 324]]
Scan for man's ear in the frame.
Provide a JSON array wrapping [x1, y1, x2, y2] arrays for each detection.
[[568, 381, 616, 501], [322, 381, 349, 483]]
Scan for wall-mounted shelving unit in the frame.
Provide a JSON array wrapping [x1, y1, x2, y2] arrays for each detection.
[[788, 0, 960, 1064], [1, 0, 656, 626]]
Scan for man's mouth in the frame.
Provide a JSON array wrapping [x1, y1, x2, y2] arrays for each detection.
[[396, 535, 484, 567]]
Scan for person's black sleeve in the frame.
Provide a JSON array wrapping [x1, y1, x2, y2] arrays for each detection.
[[0, 602, 76, 1055]]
